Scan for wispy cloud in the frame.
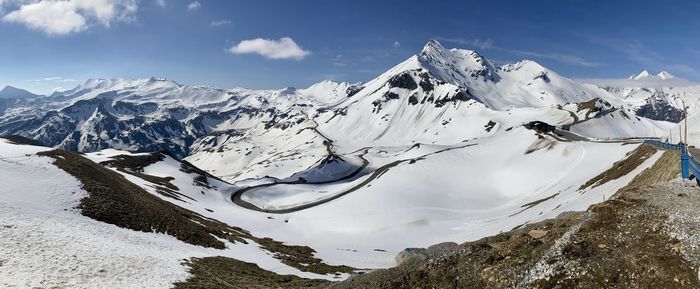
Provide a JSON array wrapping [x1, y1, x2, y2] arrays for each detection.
[[228, 37, 311, 60], [590, 37, 700, 78], [667, 64, 700, 80], [155, 0, 166, 8], [439, 36, 601, 67], [393, 41, 400, 48], [599, 39, 662, 67], [29, 76, 77, 83], [2, 0, 138, 36], [508, 49, 603, 67], [187, 1, 200, 11], [210, 19, 231, 27], [437, 37, 493, 50]]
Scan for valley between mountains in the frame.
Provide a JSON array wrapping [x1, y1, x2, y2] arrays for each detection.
[[2, 40, 700, 288]]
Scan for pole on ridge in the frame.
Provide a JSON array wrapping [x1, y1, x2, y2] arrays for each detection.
[[685, 105, 689, 145], [682, 151, 690, 179]]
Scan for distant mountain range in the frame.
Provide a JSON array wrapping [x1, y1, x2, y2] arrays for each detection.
[[0, 40, 694, 165], [0, 85, 40, 99]]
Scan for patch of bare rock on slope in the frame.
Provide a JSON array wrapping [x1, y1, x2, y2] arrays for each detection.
[[328, 177, 700, 287]]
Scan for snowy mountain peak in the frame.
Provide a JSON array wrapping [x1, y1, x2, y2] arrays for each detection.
[[500, 59, 546, 72], [632, 70, 652, 80], [298, 80, 363, 104], [0, 85, 40, 99], [657, 71, 675, 80], [419, 40, 489, 69], [421, 39, 446, 54], [627, 70, 677, 81], [419, 40, 454, 66], [414, 40, 500, 85]]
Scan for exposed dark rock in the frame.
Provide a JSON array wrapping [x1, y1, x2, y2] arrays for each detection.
[[533, 71, 551, 83], [524, 121, 555, 133], [418, 72, 434, 92], [388, 73, 418, 90], [484, 120, 496, 132], [383, 91, 400, 100], [634, 90, 684, 123], [408, 94, 419, 105], [346, 85, 364, 97], [434, 90, 473, 107]]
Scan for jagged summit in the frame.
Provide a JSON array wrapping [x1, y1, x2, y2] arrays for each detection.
[[417, 40, 499, 82], [632, 70, 652, 80], [657, 70, 675, 80], [420, 39, 446, 55], [629, 70, 676, 80], [357, 40, 615, 110]]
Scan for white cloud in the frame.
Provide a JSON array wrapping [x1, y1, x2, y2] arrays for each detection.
[[393, 41, 400, 48], [228, 37, 311, 60], [210, 19, 231, 27], [438, 37, 493, 50], [155, 0, 165, 7], [437, 36, 599, 67], [2, 0, 138, 36], [578, 77, 696, 88], [30, 76, 77, 83], [186, 1, 200, 11], [512, 50, 602, 67]]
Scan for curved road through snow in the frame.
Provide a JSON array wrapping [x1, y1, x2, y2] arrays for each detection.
[[231, 143, 479, 213]]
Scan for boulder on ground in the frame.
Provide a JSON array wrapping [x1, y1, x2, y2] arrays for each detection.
[[395, 248, 428, 265]]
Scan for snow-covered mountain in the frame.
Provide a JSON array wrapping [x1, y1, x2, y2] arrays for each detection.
[[0, 85, 41, 99], [0, 40, 676, 179], [583, 70, 700, 123], [0, 77, 360, 159], [0, 86, 43, 115], [2, 40, 698, 287], [314, 41, 667, 149], [629, 70, 675, 80]]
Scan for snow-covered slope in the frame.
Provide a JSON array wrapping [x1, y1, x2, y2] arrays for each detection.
[[0, 139, 344, 288], [81, 128, 664, 270]]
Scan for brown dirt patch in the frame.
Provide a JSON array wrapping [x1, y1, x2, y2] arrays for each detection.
[[579, 144, 657, 191]]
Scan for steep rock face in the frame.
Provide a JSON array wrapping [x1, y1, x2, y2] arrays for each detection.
[[412, 40, 617, 110], [634, 90, 684, 122], [587, 71, 700, 123], [597, 86, 688, 123]]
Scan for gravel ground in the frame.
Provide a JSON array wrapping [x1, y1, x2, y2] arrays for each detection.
[[645, 179, 700, 274]]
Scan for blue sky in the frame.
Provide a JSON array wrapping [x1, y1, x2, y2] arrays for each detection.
[[1, 0, 700, 94]]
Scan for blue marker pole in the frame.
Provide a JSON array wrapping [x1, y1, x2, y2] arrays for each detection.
[[681, 148, 690, 179]]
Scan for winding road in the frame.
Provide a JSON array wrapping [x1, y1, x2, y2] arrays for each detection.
[[230, 150, 370, 213], [230, 142, 479, 214]]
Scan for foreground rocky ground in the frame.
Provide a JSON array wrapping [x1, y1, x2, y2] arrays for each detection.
[[326, 150, 700, 289]]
